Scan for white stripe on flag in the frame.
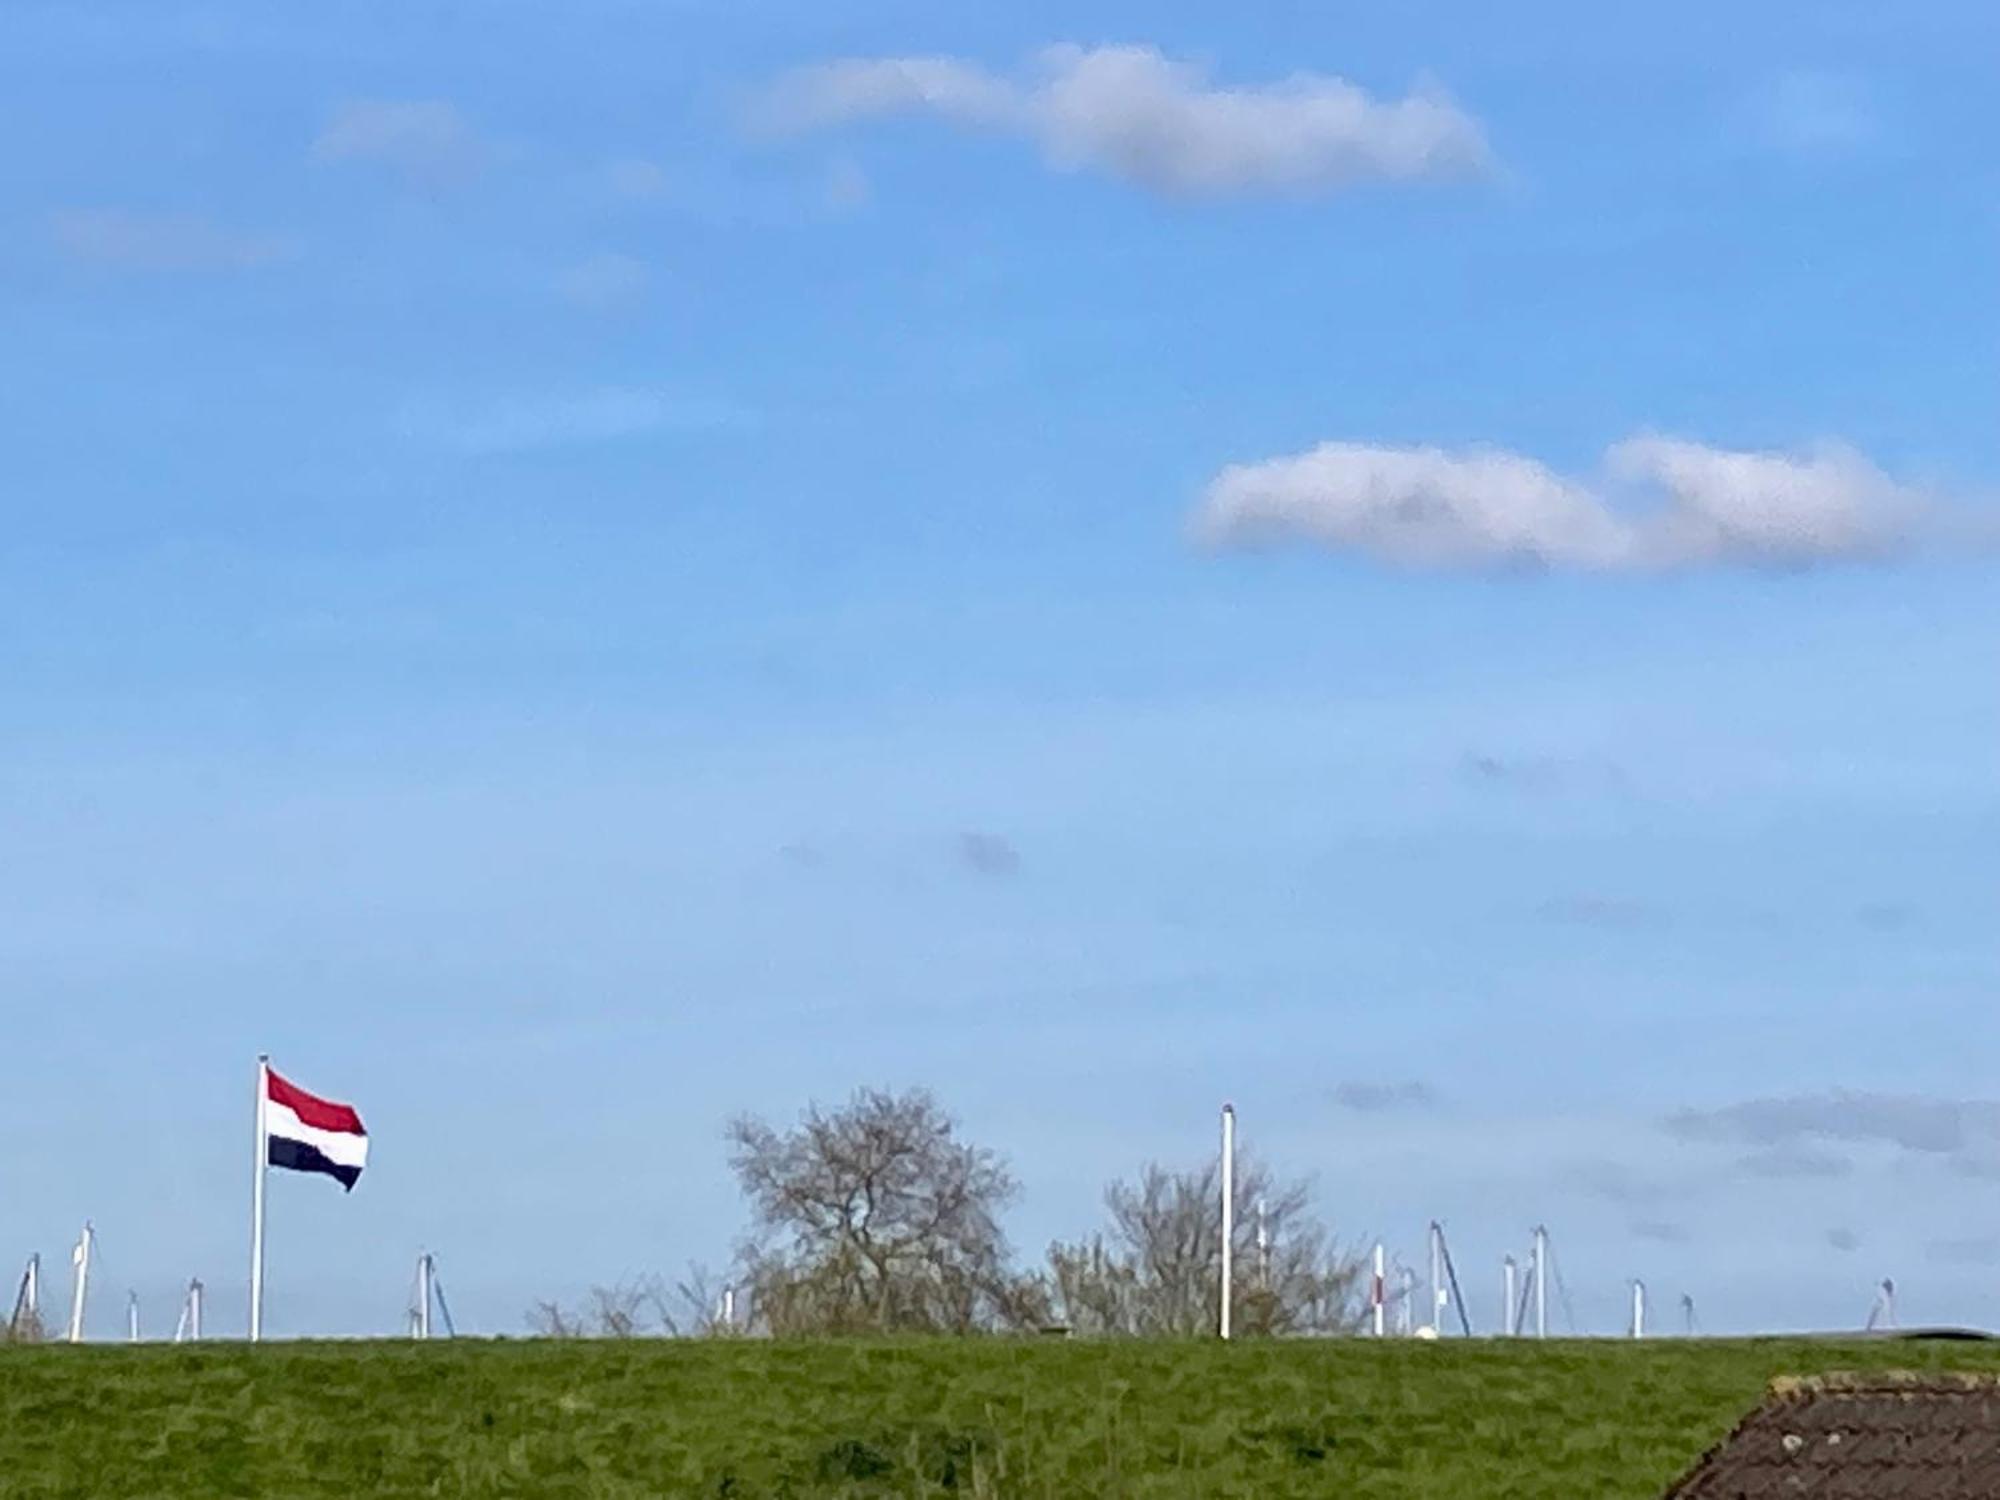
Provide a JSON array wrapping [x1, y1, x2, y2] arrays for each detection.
[[266, 1098, 370, 1170]]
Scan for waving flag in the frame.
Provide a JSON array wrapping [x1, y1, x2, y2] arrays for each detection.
[[263, 1065, 369, 1191]]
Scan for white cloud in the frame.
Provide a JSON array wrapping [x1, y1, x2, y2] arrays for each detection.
[[50, 209, 293, 272], [760, 44, 1488, 197], [315, 100, 482, 188], [555, 252, 650, 314], [398, 387, 740, 454], [1195, 434, 1935, 572]]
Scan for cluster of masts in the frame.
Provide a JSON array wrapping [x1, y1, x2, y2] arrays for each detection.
[[1361, 1221, 1665, 1339], [1215, 1104, 1903, 1342], [7, 1225, 456, 1343], [8, 1108, 1919, 1343]]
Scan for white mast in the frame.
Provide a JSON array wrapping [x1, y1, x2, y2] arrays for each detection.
[[9, 1253, 39, 1338], [1866, 1277, 1897, 1332], [1427, 1222, 1443, 1335], [1681, 1293, 1696, 1336], [1397, 1266, 1416, 1337], [1219, 1103, 1235, 1340], [1371, 1243, 1386, 1337], [66, 1223, 93, 1344], [416, 1254, 434, 1341], [1532, 1225, 1549, 1340], [127, 1290, 140, 1343], [174, 1278, 205, 1342], [1629, 1279, 1646, 1339], [1503, 1256, 1518, 1337], [721, 1285, 736, 1330], [250, 1054, 270, 1343]]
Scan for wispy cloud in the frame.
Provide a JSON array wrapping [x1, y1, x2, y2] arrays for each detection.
[[49, 208, 293, 273], [398, 387, 741, 454], [823, 157, 872, 213], [1825, 1226, 1860, 1253], [1928, 1235, 2000, 1266], [758, 44, 1488, 198], [1668, 1091, 2000, 1156], [1537, 896, 1660, 932], [954, 832, 1021, 878], [1631, 1219, 1690, 1245], [1197, 434, 1943, 572], [600, 157, 670, 201], [1754, 69, 1878, 157], [1333, 1081, 1436, 1114], [1736, 1143, 1854, 1179], [315, 99, 483, 188], [1559, 1159, 1673, 1206], [555, 253, 650, 314], [1461, 752, 1625, 795]]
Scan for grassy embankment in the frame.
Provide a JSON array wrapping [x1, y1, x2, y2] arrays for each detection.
[[6, 1336, 2000, 1497]]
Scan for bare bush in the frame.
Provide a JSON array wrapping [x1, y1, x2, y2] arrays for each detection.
[[526, 1263, 746, 1339], [1048, 1158, 1365, 1336]]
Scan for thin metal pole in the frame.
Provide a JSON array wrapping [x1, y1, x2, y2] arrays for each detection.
[[1630, 1279, 1645, 1339], [25, 1254, 38, 1323], [250, 1054, 269, 1343], [1503, 1257, 1517, 1337], [128, 1290, 140, 1343], [1219, 1103, 1235, 1340], [420, 1255, 433, 1341], [190, 1279, 203, 1341], [1371, 1243, 1386, 1337]]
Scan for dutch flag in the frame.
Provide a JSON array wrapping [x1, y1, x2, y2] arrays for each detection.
[[263, 1065, 369, 1191]]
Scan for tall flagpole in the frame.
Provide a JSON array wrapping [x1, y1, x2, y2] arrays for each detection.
[[1219, 1102, 1235, 1341], [250, 1054, 269, 1343]]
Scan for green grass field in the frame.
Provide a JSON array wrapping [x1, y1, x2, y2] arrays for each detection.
[[6, 1336, 2000, 1498]]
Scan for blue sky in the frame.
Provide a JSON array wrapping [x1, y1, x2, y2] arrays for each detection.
[[2, 0, 1996, 1339]]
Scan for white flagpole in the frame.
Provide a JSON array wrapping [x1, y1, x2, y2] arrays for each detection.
[[250, 1054, 269, 1343], [1219, 1102, 1235, 1341]]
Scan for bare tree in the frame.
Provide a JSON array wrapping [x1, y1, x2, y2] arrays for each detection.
[[727, 1086, 1048, 1334], [525, 1278, 660, 1338], [525, 1299, 588, 1338], [1048, 1158, 1365, 1336]]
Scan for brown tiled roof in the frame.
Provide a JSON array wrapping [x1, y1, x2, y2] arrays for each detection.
[[1665, 1373, 2000, 1498]]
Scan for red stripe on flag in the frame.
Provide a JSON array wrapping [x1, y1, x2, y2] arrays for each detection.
[[266, 1068, 365, 1136]]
